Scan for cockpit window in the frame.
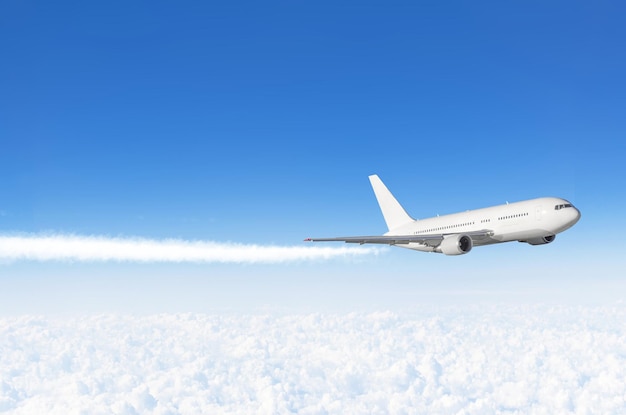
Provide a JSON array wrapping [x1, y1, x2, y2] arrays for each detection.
[[555, 203, 573, 210]]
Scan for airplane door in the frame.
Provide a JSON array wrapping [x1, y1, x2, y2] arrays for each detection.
[[535, 206, 542, 221]]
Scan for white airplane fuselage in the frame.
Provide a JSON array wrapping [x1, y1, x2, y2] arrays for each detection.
[[391, 197, 580, 253]]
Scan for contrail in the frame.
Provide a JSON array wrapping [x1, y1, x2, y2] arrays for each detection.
[[0, 234, 380, 264]]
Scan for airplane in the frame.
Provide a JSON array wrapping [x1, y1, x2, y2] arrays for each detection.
[[305, 175, 581, 255]]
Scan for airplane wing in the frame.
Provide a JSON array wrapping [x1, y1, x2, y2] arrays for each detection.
[[304, 229, 494, 246]]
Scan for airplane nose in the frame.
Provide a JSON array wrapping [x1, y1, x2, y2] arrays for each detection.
[[572, 207, 581, 224]]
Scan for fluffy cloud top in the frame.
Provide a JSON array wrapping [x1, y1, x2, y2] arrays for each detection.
[[1, 305, 625, 414], [0, 234, 378, 264]]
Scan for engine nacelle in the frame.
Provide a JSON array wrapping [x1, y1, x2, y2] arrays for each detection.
[[438, 234, 472, 255], [524, 235, 556, 245]]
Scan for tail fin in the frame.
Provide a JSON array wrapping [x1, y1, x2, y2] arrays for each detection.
[[368, 175, 415, 232]]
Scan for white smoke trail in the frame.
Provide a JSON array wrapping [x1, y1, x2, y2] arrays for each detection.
[[0, 234, 380, 264]]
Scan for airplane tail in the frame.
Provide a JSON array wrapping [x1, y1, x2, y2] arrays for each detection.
[[368, 175, 415, 232]]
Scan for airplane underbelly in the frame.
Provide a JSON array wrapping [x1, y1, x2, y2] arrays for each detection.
[[498, 228, 552, 242]]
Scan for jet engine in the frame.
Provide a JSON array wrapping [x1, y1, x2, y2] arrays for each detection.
[[524, 235, 556, 245], [438, 234, 473, 255]]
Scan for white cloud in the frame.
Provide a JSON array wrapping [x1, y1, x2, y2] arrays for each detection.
[[0, 306, 624, 414], [0, 234, 379, 264]]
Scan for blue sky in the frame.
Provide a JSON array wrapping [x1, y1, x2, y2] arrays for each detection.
[[1, 1, 625, 313]]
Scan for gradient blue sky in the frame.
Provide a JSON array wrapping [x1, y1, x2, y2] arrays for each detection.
[[1, 1, 625, 313]]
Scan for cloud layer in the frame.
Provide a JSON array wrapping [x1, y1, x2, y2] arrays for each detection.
[[0, 234, 378, 264], [1, 305, 625, 414]]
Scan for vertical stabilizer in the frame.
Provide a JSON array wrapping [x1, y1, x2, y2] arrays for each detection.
[[368, 175, 415, 232]]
